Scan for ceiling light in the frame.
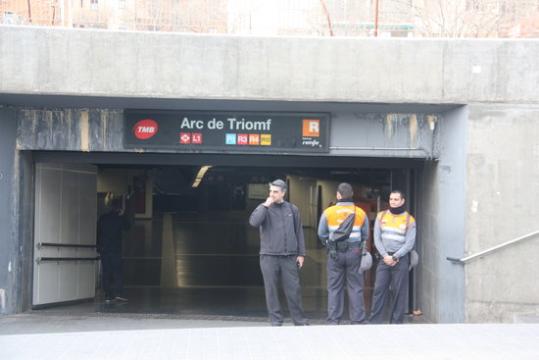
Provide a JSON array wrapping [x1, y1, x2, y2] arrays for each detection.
[[192, 165, 212, 188]]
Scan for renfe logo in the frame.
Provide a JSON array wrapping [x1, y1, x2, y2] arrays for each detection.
[[133, 119, 159, 140]]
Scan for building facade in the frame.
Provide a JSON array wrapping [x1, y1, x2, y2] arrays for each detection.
[[0, 26, 538, 322]]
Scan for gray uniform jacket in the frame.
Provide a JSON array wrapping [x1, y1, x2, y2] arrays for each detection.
[[373, 212, 416, 259], [249, 201, 306, 256]]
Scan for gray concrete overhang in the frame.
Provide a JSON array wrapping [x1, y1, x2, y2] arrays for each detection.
[[1, 25, 538, 105]]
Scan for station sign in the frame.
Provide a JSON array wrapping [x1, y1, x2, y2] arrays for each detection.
[[124, 110, 330, 153]]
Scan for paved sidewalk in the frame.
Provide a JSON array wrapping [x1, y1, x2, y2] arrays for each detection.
[[0, 312, 269, 335], [1, 313, 538, 359]]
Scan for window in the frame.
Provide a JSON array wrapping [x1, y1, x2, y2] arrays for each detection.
[[465, 0, 480, 11]]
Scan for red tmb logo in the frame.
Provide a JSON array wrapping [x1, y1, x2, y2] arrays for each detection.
[[133, 119, 159, 140]]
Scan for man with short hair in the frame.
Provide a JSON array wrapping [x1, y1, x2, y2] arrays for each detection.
[[249, 179, 309, 326], [369, 190, 416, 324], [318, 183, 369, 324]]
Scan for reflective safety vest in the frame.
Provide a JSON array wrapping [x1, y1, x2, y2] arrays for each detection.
[[324, 204, 367, 243], [377, 210, 415, 246]]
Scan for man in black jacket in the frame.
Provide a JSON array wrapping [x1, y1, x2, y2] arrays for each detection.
[[249, 179, 308, 326], [97, 198, 131, 303]]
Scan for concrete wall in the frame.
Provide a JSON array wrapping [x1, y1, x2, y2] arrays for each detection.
[[417, 107, 467, 323], [0, 107, 23, 314], [417, 104, 539, 323], [1, 27, 538, 105], [16, 151, 34, 313], [464, 105, 539, 322]]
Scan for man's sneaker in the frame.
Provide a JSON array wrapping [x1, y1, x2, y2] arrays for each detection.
[[114, 296, 128, 302], [104, 299, 114, 304]]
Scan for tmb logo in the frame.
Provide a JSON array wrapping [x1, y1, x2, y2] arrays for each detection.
[[133, 119, 159, 140]]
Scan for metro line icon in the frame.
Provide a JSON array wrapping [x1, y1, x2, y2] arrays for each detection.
[[260, 134, 272, 146], [192, 133, 203, 144], [225, 134, 237, 145], [249, 134, 260, 145], [237, 134, 248, 145], [179, 132, 191, 144]]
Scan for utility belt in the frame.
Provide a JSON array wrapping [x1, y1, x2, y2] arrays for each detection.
[[329, 240, 362, 252], [375, 251, 394, 260]]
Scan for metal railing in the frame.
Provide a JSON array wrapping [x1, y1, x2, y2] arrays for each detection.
[[36, 257, 99, 263], [447, 230, 539, 264], [38, 242, 96, 248]]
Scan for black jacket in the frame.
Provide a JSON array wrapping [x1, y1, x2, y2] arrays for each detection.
[[249, 201, 305, 256], [97, 211, 130, 255]]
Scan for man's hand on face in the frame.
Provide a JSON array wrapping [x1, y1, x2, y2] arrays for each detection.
[[263, 196, 274, 207]]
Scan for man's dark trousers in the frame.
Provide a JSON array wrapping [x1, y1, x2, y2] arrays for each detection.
[[327, 246, 366, 324], [259, 254, 308, 326], [101, 253, 123, 300], [369, 254, 410, 324]]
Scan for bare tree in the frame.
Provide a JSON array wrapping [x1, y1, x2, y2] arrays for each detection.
[[393, 0, 537, 38], [319, 0, 335, 36], [27, 0, 32, 23]]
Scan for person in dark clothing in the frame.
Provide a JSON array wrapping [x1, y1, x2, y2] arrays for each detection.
[[97, 197, 131, 303], [249, 179, 309, 326]]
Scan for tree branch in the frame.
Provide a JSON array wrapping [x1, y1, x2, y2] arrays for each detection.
[[319, 0, 334, 36]]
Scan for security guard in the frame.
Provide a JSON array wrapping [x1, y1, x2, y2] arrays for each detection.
[[318, 183, 369, 324], [369, 190, 416, 324]]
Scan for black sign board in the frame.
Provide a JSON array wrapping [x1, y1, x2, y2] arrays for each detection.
[[124, 110, 330, 153]]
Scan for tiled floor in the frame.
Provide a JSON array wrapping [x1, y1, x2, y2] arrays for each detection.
[[93, 211, 385, 321], [28, 210, 416, 325]]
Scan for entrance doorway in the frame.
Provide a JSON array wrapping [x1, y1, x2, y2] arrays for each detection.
[[32, 153, 419, 322]]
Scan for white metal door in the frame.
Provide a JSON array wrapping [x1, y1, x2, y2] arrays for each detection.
[[33, 163, 97, 306]]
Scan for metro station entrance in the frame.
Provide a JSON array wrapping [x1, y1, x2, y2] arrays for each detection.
[[31, 152, 420, 322]]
